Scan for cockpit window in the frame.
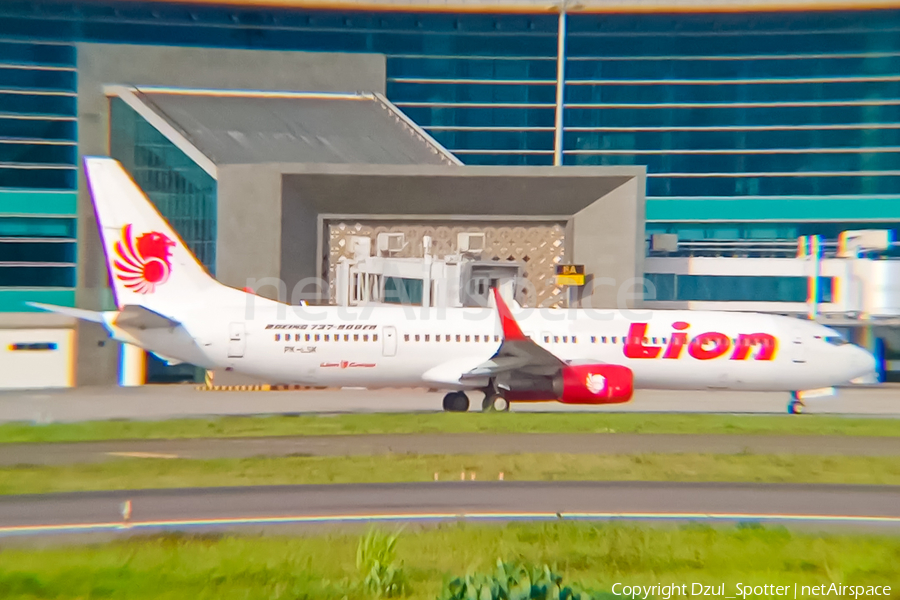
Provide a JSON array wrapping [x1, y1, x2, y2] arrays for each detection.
[[824, 335, 850, 346]]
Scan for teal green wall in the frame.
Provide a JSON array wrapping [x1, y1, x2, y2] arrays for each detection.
[[0, 289, 76, 312], [0, 190, 78, 216], [648, 197, 900, 223]]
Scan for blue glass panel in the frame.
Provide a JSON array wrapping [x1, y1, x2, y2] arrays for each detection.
[[388, 82, 556, 104], [565, 128, 900, 151], [109, 98, 217, 274], [0, 142, 75, 165], [0, 265, 75, 287], [566, 56, 900, 80], [403, 105, 555, 129], [0, 241, 75, 263], [565, 81, 900, 104], [0, 167, 75, 189], [647, 176, 900, 198], [0, 117, 76, 141], [0, 67, 76, 92], [566, 152, 898, 174], [384, 276, 423, 304], [389, 57, 557, 79], [430, 129, 553, 152], [0, 217, 75, 237], [0, 92, 75, 116], [459, 153, 553, 166], [645, 274, 834, 303], [0, 41, 76, 67]]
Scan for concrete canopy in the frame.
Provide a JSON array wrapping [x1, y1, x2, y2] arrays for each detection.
[[216, 162, 646, 310], [128, 89, 459, 168]]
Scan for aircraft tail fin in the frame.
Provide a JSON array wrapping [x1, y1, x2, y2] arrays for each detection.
[[83, 157, 219, 315], [491, 287, 528, 341]]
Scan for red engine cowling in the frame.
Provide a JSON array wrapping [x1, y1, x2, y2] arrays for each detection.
[[558, 364, 634, 404]]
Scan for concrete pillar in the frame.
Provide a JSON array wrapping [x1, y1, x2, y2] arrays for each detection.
[[119, 343, 146, 386]]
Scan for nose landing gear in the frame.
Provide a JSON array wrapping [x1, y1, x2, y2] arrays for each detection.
[[788, 392, 805, 415]]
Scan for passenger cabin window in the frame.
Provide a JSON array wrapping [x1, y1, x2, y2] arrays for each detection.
[[354, 334, 359, 341], [275, 334, 280, 341], [404, 334, 409, 342], [602, 336, 607, 343], [374, 334, 378, 342], [553, 336, 559, 343], [494, 335, 499, 342], [474, 335, 480, 342], [465, 335, 470, 342], [315, 334, 320, 341], [612, 336, 617, 344], [424, 335, 430, 342]]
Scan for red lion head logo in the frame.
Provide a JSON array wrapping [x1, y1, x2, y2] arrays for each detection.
[[113, 224, 175, 294]]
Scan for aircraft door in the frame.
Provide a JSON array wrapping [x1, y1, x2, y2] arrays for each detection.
[[228, 322, 246, 358], [383, 326, 398, 357], [790, 334, 806, 364]]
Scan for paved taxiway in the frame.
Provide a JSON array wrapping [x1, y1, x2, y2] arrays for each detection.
[[2, 385, 899, 424], [2, 482, 899, 540], [3, 433, 900, 466]]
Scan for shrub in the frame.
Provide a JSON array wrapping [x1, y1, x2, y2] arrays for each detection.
[[438, 559, 601, 600], [356, 528, 409, 598]]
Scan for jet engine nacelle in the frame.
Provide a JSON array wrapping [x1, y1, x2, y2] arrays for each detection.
[[556, 364, 634, 404]]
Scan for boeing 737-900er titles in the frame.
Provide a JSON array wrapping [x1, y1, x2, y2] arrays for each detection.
[[31, 157, 877, 414]]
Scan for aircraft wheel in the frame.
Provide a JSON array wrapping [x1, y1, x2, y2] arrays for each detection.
[[482, 394, 510, 412], [787, 399, 805, 415], [443, 391, 469, 412]]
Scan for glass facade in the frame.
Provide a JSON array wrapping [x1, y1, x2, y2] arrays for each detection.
[[1, 1, 899, 306], [109, 98, 217, 274], [645, 274, 834, 303]]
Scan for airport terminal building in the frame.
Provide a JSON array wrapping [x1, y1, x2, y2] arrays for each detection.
[[2, 0, 900, 387]]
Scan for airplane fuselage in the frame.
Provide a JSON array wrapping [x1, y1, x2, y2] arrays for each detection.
[[163, 292, 875, 394]]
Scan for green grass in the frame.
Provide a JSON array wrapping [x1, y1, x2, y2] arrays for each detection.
[[4, 453, 900, 495], [0, 523, 898, 599], [2, 412, 900, 444]]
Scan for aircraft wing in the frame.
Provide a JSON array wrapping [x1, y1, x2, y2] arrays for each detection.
[[460, 289, 566, 381]]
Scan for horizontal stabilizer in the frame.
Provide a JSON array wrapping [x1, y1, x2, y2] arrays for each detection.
[[27, 302, 104, 323], [114, 305, 181, 331]]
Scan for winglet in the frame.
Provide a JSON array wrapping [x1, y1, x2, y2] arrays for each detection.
[[492, 287, 527, 341]]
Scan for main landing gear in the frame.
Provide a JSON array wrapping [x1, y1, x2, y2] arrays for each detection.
[[442, 391, 470, 412], [442, 388, 511, 413], [482, 393, 510, 413], [788, 392, 805, 415]]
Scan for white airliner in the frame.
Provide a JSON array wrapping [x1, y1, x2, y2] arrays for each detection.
[[33, 157, 877, 414]]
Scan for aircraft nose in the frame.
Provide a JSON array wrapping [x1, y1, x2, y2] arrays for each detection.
[[849, 345, 879, 383]]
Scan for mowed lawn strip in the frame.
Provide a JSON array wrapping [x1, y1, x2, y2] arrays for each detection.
[[2, 412, 899, 444], [0, 523, 897, 600], [3, 453, 900, 495]]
